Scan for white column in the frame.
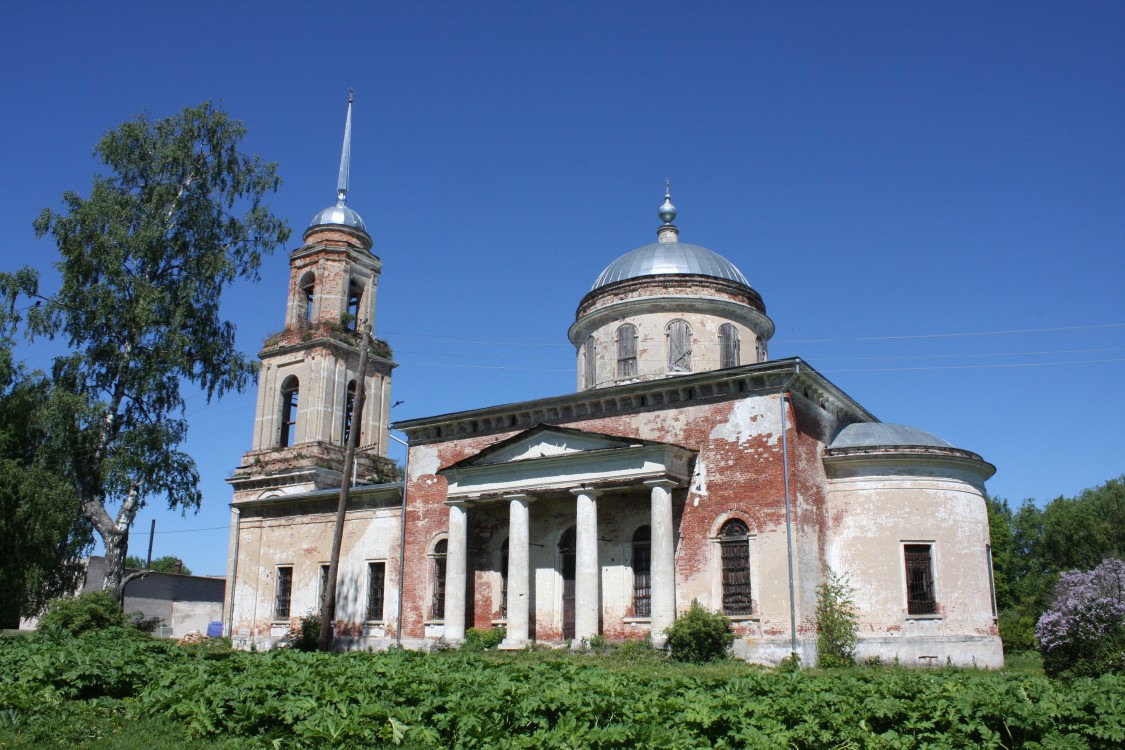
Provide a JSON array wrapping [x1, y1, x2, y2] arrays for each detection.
[[500, 494, 532, 649], [646, 480, 677, 645], [444, 502, 468, 642], [572, 488, 601, 643]]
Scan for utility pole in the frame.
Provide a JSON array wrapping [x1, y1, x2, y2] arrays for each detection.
[[318, 319, 371, 651]]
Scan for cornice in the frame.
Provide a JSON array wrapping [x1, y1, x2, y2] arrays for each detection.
[[290, 241, 382, 274], [395, 358, 876, 445]]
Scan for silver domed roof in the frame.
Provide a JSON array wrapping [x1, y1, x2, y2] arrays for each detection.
[[829, 423, 955, 450], [309, 201, 367, 232], [592, 241, 750, 290]]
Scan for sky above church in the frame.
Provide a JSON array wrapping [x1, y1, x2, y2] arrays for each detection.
[[2, 2, 1123, 577]]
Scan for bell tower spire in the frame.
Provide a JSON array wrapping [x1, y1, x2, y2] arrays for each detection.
[[229, 89, 397, 501], [337, 89, 353, 204]]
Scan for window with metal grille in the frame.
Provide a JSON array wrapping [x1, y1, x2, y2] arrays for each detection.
[[318, 563, 330, 609], [499, 538, 509, 619], [583, 336, 596, 388], [904, 544, 937, 615], [299, 272, 315, 324], [719, 323, 740, 369], [667, 319, 692, 372], [616, 324, 638, 378], [432, 539, 448, 620], [342, 380, 357, 445], [366, 561, 385, 621], [632, 526, 651, 617], [279, 376, 299, 447], [719, 519, 752, 615], [274, 566, 293, 620]]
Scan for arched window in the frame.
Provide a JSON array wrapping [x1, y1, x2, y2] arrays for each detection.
[[667, 319, 692, 372], [431, 539, 448, 620], [583, 336, 596, 388], [718, 519, 752, 615], [632, 526, 651, 617], [279, 376, 299, 448], [299, 272, 315, 325], [345, 278, 363, 331], [341, 380, 357, 445], [559, 527, 577, 640], [616, 324, 638, 378], [719, 323, 740, 369], [756, 339, 768, 364]]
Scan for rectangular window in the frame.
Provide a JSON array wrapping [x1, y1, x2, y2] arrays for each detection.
[[366, 562, 386, 621], [319, 564, 331, 609], [633, 543, 651, 617], [274, 566, 293, 620], [721, 541, 752, 615], [904, 544, 937, 615]]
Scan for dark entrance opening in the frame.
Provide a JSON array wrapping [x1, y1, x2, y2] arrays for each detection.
[[559, 527, 576, 640]]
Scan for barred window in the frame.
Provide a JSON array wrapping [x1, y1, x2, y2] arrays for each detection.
[[632, 526, 651, 618], [719, 323, 740, 369], [279, 376, 299, 448], [318, 563, 330, 609], [366, 562, 386, 621], [583, 336, 597, 388], [616, 324, 638, 378], [432, 539, 448, 620], [274, 566, 293, 620], [667, 319, 692, 372], [905, 544, 936, 615], [499, 538, 509, 619], [719, 520, 752, 615]]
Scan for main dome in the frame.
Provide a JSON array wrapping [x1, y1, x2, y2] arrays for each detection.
[[308, 201, 368, 232], [591, 241, 750, 290]]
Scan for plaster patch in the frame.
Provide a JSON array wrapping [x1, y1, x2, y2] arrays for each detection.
[[410, 446, 441, 481], [709, 397, 781, 446], [691, 459, 708, 504]]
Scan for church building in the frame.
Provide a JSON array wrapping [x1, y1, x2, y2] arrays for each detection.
[[224, 97, 1002, 667]]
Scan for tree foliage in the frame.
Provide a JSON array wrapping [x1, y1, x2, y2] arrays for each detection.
[[816, 566, 859, 668], [123, 555, 191, 575], [0, 273, 91, 627], [989, 477, 1125, 652], [37, 591, 127, 635], [14, 102, 290, 604], [1036, 557, 1125, 678]]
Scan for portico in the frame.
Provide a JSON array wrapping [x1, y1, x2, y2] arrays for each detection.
[[436, 425, 694, 645]]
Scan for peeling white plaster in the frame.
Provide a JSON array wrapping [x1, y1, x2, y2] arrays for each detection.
[[709, 396, 781, 446], [410, 446, 441, 481]]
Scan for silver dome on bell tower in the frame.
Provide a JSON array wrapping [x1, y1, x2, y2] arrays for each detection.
[[308, 89, 368, 233]]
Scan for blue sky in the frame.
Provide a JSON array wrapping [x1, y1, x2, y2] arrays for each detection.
[[2, 2, 1122, 577]]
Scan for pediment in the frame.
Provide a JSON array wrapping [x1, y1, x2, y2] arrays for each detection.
[[444, 424, 662, 470]]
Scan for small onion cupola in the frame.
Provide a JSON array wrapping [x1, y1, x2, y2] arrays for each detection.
[[569, 183, 775, 391]]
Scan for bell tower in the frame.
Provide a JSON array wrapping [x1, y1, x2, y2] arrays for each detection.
[[229, 91, 396, 500]]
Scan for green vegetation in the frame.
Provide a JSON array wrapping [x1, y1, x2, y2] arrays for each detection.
[[664, 599, 736, 663], [0, 102, 290, 605], [816, 565, 859, 668], [123, 555, 191, 575], [37, 592, 126, 635], [2, 631, 1124, 749], [989, 477, 1125, 654]]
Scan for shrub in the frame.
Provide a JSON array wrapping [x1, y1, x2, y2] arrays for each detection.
[[462, 627, 506, 652], [815, 566, 859, 668], [1036, 557, 1125, 678], [776, 652, 801, 672], [38, 592, 126, 635], [665, 600, 735, 663], [129, 611, 164, 634], [294, 612, 320, 652]]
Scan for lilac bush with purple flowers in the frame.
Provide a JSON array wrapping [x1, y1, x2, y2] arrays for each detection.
[[1036, 557, 1125, 678]]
